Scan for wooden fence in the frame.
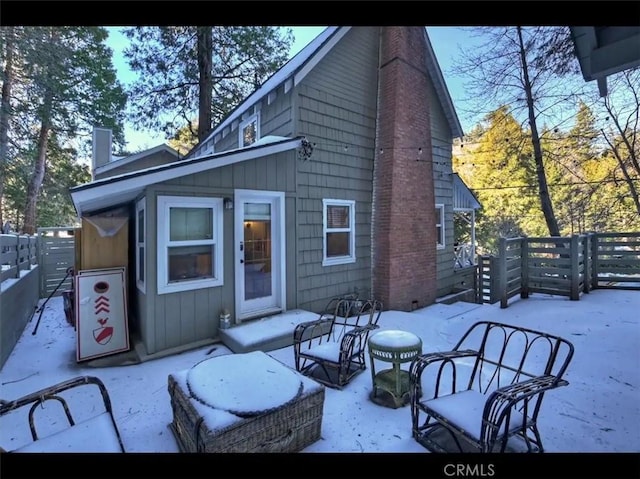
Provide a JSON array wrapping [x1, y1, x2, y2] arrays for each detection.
[[38, 227, 77, 298], [479, 232, 639, 308], [1, 234, 38, 283], [1, 233, 39, 370]]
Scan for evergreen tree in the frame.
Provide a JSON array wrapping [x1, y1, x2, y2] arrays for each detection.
[[454, 106, 544, 254], [123, 27, 293, 143], [1, 27, 126, 234]]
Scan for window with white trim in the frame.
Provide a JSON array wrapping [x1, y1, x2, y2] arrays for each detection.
[[322, 199, 356, 266], [239, 113, 260, 147], [157, 196, 224, 294], [136, 197, 146, 293], [436, 204, 445, 249]]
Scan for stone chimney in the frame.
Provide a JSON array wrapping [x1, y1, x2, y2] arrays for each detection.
[[92, 127, 112, 179], [371, 27, 437, 311]]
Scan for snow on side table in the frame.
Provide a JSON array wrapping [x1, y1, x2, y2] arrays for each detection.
[[168, 350, 325, 453]]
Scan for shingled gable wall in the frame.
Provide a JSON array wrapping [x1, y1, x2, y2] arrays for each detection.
[[372, 27, 437, 311]]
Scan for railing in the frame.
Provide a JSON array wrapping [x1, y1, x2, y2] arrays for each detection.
[[479, 232, 639, 308], [1, 233, 40, 370], [1, 234, 38, 283], [454, 243, 475, 269]]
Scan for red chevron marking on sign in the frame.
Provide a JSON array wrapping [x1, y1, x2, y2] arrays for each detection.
[[95, 306, 110, 314], [95, 295, 109, 304]]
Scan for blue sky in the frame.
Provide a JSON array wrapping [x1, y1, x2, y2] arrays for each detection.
[[105, 27, 478, 152]]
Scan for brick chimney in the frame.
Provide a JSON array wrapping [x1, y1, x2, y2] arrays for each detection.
[[372, 27, 437, 311], [92, 127, 113, 179]]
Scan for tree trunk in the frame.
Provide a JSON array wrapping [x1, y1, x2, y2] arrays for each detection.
[[517, 26, 560, 236], [22, 116, 50, 235], [197, 27, 213, 142], [0, 27, 15, 228]]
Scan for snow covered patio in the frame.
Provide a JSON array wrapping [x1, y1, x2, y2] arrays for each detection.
[[0, 289, 639, 456]]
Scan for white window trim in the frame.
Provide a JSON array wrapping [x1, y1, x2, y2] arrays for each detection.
[[238, 112, 260, 147], [157, 195, 224, 295], [436, 203, 445, 250], [136, 197, 146, 293], [322, 199, 356, 267]]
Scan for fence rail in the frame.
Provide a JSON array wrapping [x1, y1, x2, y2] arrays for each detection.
[[479, 232, 639, 308], [37, 227, 77, 298], [1, 234, 38, 283]]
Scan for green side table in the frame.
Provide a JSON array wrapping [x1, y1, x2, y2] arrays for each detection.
[[368, 330, 422, 408]]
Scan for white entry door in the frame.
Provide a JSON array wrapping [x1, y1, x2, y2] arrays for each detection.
[[235, 189, 286, 320]]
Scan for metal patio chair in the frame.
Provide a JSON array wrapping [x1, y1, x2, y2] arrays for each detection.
[[0, 375, 125, 453], [409, 321, 574, 453], [293, 296, 383, 389]]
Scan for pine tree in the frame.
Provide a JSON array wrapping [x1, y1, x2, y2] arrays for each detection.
[[123, 27, 293, 143], [1, 27, 126, 233]]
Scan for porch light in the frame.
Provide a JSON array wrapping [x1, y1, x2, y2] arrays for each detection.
[[224, 197, 233, 210]]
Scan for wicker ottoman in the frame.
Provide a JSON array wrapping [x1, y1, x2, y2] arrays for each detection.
[[168, 351, 324, 453]]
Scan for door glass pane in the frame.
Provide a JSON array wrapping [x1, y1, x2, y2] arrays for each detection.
[[244, 203, 272, 301], [170, 207, 212, 241]]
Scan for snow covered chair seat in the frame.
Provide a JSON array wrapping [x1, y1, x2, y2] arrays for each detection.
[[409, 321, 574, 453], [293, 296, 382, 389], [0, 375, 125, 453]]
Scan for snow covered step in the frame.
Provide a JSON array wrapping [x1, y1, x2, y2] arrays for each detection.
[[219, 309, 318, 353]]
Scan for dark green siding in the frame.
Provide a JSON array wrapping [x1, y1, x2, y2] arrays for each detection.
[[213, 84, 295, 154], [294, 27, 380, 313], [428, 64, 456, 297], [140, 151, 297, 354]]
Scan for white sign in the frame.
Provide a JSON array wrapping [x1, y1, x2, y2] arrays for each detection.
[[75, 267, 130, 362]]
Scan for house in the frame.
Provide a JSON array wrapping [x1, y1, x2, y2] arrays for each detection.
[[70, 27, 479, 358], [570, 26, 640, 97], [91, 128, 182, 181]]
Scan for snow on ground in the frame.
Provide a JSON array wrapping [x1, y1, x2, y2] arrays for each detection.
[[0, 289, 638, 453]]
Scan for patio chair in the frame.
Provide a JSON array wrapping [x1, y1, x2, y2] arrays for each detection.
[[0, 375, 125, 453], [409, 321, 574, 453], [293, 296, 383, 389]]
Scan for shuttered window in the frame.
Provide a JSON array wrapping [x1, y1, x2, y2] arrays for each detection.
[[322, 199, 356, 266]]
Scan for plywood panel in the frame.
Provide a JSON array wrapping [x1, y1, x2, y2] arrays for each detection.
[[80, 218, 128, 270]]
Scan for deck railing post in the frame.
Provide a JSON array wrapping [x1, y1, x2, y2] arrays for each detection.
[[582, 234, 591, 294], [570, 234, 579, 300], [499, 237, 508, 308], [521, 237, 529, 299], [591, 233, 599, 290], [14, 233, 20, 278]]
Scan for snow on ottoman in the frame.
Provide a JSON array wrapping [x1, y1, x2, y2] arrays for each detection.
[[168, 350, 324, 453]]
